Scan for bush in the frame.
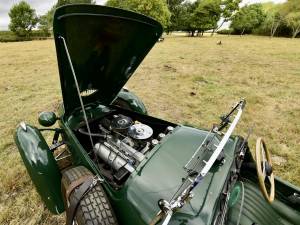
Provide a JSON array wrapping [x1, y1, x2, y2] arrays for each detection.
[[30, 30, 51, 37], [217, 29, 234, 35], [0, 37, 31, 42], [0, 30, 50, 42]]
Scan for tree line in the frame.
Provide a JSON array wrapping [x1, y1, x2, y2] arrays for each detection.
[[7, 0, 300, 39], [230, 0, 300, 38], [8, 0, 94, 37]]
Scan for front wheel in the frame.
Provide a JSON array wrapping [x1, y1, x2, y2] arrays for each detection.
[[61, 166, 118, 225]]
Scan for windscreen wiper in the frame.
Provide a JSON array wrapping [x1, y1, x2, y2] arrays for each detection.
[[150, 99, 246, 225]]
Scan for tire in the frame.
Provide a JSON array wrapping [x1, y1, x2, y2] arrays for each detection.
[[61, 166, 118, 225]]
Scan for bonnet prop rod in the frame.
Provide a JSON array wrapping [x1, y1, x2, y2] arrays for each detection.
[[59, 36, 94, 148]]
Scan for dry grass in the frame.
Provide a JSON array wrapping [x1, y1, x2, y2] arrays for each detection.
[[0, 35, 299, 225]]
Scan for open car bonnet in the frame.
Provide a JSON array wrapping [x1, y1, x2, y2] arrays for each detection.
[[53, 4, 162, 116]]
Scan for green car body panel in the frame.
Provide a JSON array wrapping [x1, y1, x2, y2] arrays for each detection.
[[14, 4, 300, 225], [106, 126, 240, 225], [114, 89, 148, 115], [59, 106, 300, 225], [14, 125, 64, 214], [53, 4, 161, 116]]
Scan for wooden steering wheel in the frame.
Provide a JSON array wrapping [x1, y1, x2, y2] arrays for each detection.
[[255, 138, 275, 203]]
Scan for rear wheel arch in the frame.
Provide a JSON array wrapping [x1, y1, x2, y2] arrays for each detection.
[[113, 88, 148, 115]]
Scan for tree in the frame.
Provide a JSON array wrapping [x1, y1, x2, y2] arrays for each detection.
[[166, 0, 185, 33], [269, 12, 283, 37], [285, 12, 300, 38], [266, 11, 284, 37], [38, 6, 55, 36], [38, 15, 51, 36], [56, 0, 96, 7], [281, 0, 300, 38], [230, 4, 266, 35], [281, 0, 300, 15], [255, 0, 300, 38], [177, 1, 198, 36], [106, 0, 171, 28], [215, 0, 241, 34], [8, 1, 38, 37], [256, 3, 284, 37], [191, 0, 222, 36]]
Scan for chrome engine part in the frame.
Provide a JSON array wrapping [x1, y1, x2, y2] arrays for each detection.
[[94, 115, 152, 174], [94, 142, 135, 173], [128, 123, 153, 140], [110, 114, 133, 131], [87, 114, 174, 183], [109, 137, 145, 162]]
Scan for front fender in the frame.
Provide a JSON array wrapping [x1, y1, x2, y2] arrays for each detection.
[[14, 123, 64, 214]]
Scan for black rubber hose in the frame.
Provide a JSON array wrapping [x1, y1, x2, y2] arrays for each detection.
[[78, 128, 106, 138]]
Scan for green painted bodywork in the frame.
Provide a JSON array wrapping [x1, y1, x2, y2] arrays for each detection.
[[107, 126, 239, 225], [38, 111, 58, 127], [53, 4, 162, 116], [227, 180, 300, 225], [56, 88, 147, 127], [113, 89, 148, 115], [14, 124, 64, 214], [55, 105, 300, 225], [15, 103, 300, 224], [57, 110, 238, 224]]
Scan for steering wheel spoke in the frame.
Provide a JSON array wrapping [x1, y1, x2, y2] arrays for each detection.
[[267, 175, 273, 183], [262, 162, 267, 179]]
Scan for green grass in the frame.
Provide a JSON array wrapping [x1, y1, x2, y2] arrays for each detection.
[[0, 35, 299, 224]]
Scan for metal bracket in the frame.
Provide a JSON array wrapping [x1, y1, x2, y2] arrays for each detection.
[[50, 141, 65, 152]]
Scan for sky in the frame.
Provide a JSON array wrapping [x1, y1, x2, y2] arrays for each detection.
[[0, 0, 287, 31]]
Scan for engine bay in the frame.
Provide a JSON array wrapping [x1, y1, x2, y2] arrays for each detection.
[[75, 109, 175, 187]]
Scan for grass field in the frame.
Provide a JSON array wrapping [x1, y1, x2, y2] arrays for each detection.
[[0, 35, 299, 225]]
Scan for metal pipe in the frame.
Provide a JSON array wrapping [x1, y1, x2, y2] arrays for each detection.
[[59, 36, 94, 148]]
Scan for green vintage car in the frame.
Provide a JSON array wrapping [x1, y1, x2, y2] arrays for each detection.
[[15, 4, 300, 225]]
